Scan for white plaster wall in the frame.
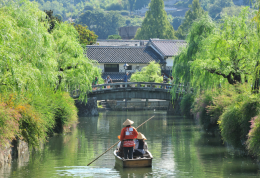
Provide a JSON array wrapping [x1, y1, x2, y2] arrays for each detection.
[[166, 57, 174, 67], [98, 63, 148, 72]]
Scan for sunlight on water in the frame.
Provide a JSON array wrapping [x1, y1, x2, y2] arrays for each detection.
[[56, 166, 120, 178]]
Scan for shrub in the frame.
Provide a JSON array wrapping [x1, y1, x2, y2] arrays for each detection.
[[0, 103, 21, 148], [240, 96, 260, 144], [207, 87, 236, 127], [16, 104, 46, 147], [191, 91, 214, 131], [52, 92, 78, 133], [108, 34, 122, 39], [219, 104, 243, 148], [247, 116, 260, 156], [218, 84, 259, 148]]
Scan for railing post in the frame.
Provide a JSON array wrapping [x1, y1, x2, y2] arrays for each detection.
[[137, 83, 140, 88]]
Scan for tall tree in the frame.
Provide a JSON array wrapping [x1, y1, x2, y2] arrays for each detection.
[[74, 24, 98, 45], [134, 0, 176, 40], [77, 10, 125, 39], [175, 0, 205, 40]]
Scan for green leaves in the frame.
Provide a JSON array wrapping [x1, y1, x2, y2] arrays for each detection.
[[0, 0, 101, 101], [130, 61, 163, 83], [134, 0, 176, 40]]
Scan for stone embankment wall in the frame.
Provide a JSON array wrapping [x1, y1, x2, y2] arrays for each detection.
[[106, 100, 169, 111], [0, 140, 29, 170], [75, 97, 99, 116]]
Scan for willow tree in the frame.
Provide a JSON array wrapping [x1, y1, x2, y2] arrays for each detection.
[[134, 0, 176, 40], [191, 8, 260, 89], [171, 15, 215, 96], [0, 0, 101, 100]]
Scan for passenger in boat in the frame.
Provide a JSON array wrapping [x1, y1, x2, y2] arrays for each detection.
[[120, 119, 138, 159], [133, 132, 148, 158]]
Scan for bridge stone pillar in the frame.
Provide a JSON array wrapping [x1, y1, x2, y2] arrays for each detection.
[[75, 97, 99, 117]]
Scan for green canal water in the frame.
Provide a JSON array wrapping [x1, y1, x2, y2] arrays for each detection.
[[1, 110, 260, 178]]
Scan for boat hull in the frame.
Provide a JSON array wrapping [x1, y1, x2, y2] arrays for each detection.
[[114, 150, 153, 168]]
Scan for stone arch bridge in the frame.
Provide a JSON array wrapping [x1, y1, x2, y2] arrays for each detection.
[[73, 82, 185, 116]]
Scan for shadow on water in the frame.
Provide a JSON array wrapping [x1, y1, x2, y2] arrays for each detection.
[[114, 166, 152, 178]]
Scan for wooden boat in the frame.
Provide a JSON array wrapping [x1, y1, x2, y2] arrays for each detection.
[[114, 150, 153, 168]]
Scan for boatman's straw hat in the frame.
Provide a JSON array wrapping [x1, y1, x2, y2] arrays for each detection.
[[123, 119, 134, 126], [137, 132, 147, 140]]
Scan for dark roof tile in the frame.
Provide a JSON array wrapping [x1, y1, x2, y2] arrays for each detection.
[[86, 46, 164, 64], [150, 39, 187, 57]]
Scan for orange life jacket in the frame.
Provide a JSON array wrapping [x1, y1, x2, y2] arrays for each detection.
[[120, 126, 138, 147]]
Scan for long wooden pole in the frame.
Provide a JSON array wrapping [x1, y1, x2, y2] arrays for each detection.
[[87, 115, 155, 166]]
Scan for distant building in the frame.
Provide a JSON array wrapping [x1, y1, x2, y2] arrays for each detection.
[[118, 26, 140, 40], [86, 39, 186, 81]]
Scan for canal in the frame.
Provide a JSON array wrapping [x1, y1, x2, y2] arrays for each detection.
[[1, 110, 260, 178]]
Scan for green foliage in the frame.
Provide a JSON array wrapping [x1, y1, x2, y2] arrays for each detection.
[[74, 24, 98, 45], [77, 10, 125, 39], [207, 0, 234, 19], [174, 0, 193, 8], [191, 91, 215, 131], [219, 103, 243, 148], [125, 15, 143, 26], [134, 0, 150, 10], [44, 10, 61, 33], [247, 115, 260, 156], [134, 0, 176, 40], [176, 0, 205, 39], [220, 5, 243, 18], [171, 15, 215, 97], [191, 8, 260, 86], [0, 102, 21, 147], [105, 3, 124, 10], [130, 61, 163, 82], [0, 0, 101, 147], [180, 93, 194, 117], [171, 16, 184, 30], [107, 34, 122, 39], [205, 84, 259, 149]]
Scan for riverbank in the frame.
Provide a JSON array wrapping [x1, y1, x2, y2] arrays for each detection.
[[180, 86, 260, 158]]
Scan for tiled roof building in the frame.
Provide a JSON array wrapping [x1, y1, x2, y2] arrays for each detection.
[[86, 39, 187, 81]]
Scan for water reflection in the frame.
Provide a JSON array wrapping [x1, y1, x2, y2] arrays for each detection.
[[1, 110, 260, 178]]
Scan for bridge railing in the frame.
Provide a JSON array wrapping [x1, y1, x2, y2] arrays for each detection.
[[91, 82, 172, 91], [71, 82, 186, 98]]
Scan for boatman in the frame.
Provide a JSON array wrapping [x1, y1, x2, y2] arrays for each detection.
[[120, 119, 138, 159]]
